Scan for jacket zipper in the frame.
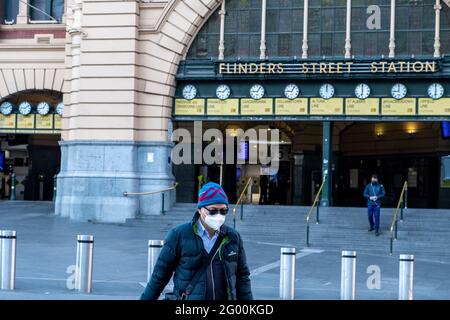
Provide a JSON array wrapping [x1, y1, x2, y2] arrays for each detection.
[[210, 248, 219, 300]]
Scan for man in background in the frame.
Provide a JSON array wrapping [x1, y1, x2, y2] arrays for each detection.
[[363, 174, 386, 236]]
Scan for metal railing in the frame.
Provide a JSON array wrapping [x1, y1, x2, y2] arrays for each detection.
[[306, 176, 327, 247], [389, 181, 408, 255], [232, 177, 253, 229], [123, 183, 179, 214]]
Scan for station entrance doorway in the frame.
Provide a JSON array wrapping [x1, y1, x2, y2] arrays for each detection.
[[172, 120, 450, 209], [0, 134, 61, 201], [172, 121, 294, 205], [0, 90, 63, 201], [335, 121, 450, 209]]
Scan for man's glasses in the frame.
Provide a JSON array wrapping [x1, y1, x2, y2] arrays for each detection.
[[203, 207, 229, 216]]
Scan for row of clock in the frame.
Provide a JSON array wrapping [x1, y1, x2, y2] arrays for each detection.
[[182, 83, 445, 101], [0, 101, 64, 116]]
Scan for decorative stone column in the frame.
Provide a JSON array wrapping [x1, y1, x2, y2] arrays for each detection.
[[388, 0, 396, 58], [16, 0, 28, 24], [259, 0, 267, 60], [218, 0, 226, 60], [344, 0, 352, 59], [434, 0, 442, 58], [302, 0, 309, 59]]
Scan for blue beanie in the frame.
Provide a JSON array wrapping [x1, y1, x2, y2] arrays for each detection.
[[197, 182, 229, 208]]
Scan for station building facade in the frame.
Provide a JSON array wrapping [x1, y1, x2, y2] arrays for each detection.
[[0, 0, 450, 222]]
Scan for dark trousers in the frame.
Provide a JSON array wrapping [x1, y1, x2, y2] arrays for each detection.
[[259, 188, 268, 204], [368, 204, 380, 231]]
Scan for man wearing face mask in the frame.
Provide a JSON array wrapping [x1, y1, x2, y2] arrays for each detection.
[[363, 174, 386, 236], [140, 182, 253, 300]]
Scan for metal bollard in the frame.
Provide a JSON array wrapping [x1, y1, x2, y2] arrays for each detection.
[[279, 247, 296, 300], [10, 173, 16, 201], [147, 240, 164, 282], [161, 193, 165, 215], [75, 235, 94, 293], [398, 254, 414, 300], [0, 230, 17, 290], [340, 250, 356, 300]]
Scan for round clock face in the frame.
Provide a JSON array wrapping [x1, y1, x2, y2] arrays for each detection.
[[319, 83, 335, 99], [0, 101, 13, 115], [284, 84, 300, 100], [216, 84, 231, 100], [391, 83, 407, 100], [182, 84, 197, 100], [250, 84, 265, 100], [427, 83, 444, 99], [56, 102, 64, 116], [18, 101, 32, 115], [37, 102, 50, 116], [355, 83, 371, 100]]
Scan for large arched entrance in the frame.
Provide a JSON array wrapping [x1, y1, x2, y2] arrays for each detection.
[[171, 0, 450, 208], [0, 89, 63, 200]]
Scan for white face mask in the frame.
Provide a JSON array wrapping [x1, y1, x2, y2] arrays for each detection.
[[204, 212, 226, 231]]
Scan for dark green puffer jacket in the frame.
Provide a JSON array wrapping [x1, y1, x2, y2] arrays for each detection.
[[140, 212, 253, 300]]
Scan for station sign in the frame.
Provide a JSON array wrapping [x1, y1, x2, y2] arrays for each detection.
[[310, 98, 344, 115], [174, 97, 450, 119], [53, 114, 62, 132], [35, 114, 54, 131], [217, 59, 438, 76], [418, 98, 450, 116], [275, 98, 308, 115], [16, 114, 35, 131], [381, 98, 416, 116], [0, 114, 16, 131], [345, 98, 379, 116], [240, 99, 273, 115], [207, 99, 239, 116], [174, 99, 205, 115], [0, 113, 62, 134]]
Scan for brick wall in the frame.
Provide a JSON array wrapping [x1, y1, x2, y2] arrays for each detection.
[[0, 28, 66, 39]]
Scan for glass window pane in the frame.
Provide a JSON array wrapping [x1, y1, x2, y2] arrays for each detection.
[[333, 32, 345, 56], [51, 0, 64, 21], [30, 0, 51, 21], [186, 0, 446, 59], [4, 0, 19, 23]]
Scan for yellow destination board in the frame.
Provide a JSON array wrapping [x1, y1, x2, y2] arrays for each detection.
[[310, 98, 344, 115], [54, 114, 62, 130], [381, 98, 416, 116], [345, 98, 379, 115], [0, 114, 16, 130], [418, 98, 450, 116], [17, 114, 35, 129], [207, 99, 239, 116], [174, 99, 205, 115], [275, 98, 308, 115], [240, 98, 273, 115], [35, 114, 53, 129]]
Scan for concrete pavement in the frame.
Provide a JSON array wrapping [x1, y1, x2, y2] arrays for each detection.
[[0, 201, 449, 300]]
